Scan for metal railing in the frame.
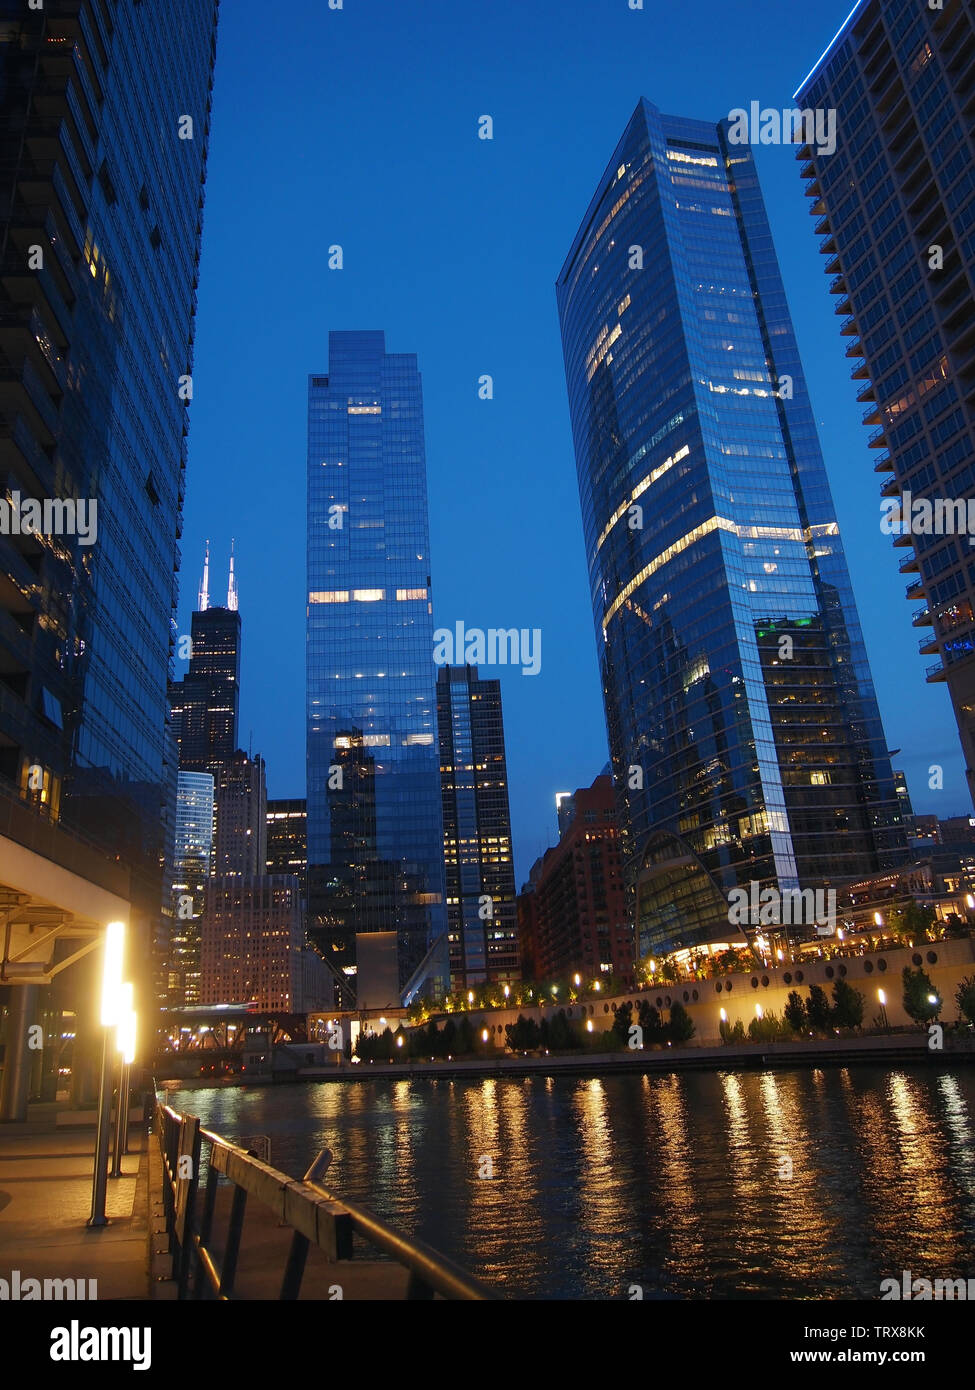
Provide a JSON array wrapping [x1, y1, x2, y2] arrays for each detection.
[[155, 1101, 494, 1301]]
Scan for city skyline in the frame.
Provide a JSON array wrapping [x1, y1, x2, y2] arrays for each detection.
[[178, 0, 971, 890]]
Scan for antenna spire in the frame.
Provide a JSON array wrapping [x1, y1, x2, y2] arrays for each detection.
[[198, 539, 210, 611], [227, 539, 238, 612]]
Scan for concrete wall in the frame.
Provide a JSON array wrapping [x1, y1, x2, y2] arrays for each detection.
[[453, 939, 975, 1047]]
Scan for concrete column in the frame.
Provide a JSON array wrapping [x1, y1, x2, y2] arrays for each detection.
[[0, 985, 39, 1123]]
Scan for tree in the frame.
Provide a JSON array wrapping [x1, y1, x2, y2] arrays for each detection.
[[638, 999, 665, 1042], [891, 900, 937, 942], [457, 1015, 475, 1055], [748, 1011, 785, 1043], [831, 978, 865, 1031], [902, 966, 941, 1025], [806, 984, 831, 1032], [612, 1000, 634, 1045], [667, 1001, 695, 1043], [784, 990, 807, 1034], [955, 975, 975, 1026], [549, 1009, 580, 1051]]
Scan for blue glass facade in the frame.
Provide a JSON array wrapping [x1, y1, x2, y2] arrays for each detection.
[[0, 3, 218, 920], [795, 0, 975, 802], [306, 331, 446, 998], [556, 99, 906, 959]]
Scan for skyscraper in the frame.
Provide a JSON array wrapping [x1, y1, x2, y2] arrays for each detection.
[[556, 98, 906, 962], [306, 331, 446, 1001], [794, 0, 975, 800], [168, 770, 214, 1008], [0, 0, 218, 1117], [436, 665, 519, 988], [169, 546, 241, 773], [213, 750, 266, 876]]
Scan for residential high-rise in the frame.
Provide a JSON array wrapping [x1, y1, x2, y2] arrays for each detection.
[[168, 771, 214, 1008], [169, 547, 242, 774], [213, 750, 266, 876], [266, 798, 307, 879], [306, 331, 447, 1002], [556, 98, 906, 962], [436, 665, 519, 988], [794, 0, 975, 800], [201, 874, 329, 1013], [516, 774, 634, 985], [0, 1, 218, 1118]]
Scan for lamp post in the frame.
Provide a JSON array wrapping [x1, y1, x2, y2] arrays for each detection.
[[88, 921, 124, 1227], [110, 983, 135, 1177], [878, 988, 889, 1034]]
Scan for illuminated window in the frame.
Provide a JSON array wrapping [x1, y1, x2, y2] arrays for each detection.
[[395, 588, 428, 601], [308, 590, 349, 603], [352, 589, 384, 601]]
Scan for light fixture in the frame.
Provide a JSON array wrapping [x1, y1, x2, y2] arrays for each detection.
[[100, 921, 125, 1027]]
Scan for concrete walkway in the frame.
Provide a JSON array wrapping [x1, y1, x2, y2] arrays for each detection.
[[0, 1102, 149, 1300]]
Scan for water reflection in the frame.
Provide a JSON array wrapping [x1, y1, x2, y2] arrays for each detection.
[[167, 1063, 975, 1299]]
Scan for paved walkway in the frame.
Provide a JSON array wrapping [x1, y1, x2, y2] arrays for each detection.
[[0, 1102, 149, 1300]]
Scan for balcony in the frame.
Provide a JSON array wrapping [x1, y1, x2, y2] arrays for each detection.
[[868, 426, 888, 447], [906, 580, 924, 601], [926, 660, 947, 682], [899, 550, 920, 573], [846, 338, 866, 359], [880, 476, 900, 498], [912, 605, 932, 627], [873, 453, 894, 472], [829, 274, 848, 295], [918, 633, 940, 656], [857, 382, 876, 403], [840, 315, 859, 336], [820, 233, 837, 255], [863, 405, 882, 426]]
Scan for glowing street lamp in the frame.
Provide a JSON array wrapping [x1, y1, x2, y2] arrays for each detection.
[[90, 921, 125, 1227], [111, 983, 136, 1176], [877, 987, 889, 1033]]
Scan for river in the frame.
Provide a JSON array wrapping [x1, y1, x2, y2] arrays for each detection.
[[166, 1063, 975, 1299]]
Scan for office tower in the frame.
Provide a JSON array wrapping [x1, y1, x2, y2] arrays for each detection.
[[436, 665, 519, 988], [201, 874, 329, 1013], [266, 798, 307, 879], [213, 750, 266, 876], [0, 1, 218, 1118], [795, 0, 975, 799], [556, 98, 906, 962], [306, 331, 447, 1002], [169, 547, 242, 773], [515, 774, 634, 984], [168, 771, 215, 1007]]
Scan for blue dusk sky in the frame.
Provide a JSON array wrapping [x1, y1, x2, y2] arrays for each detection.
[[180, 0, 967, 886]]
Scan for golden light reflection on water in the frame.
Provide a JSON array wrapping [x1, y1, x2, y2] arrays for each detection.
[[168, 1064, 975, 1299]]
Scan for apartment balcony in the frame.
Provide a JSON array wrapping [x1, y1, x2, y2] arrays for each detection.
[[918, 633, 940, 656], [906, 579, 925, 601], [863, 404, 882, 426], [873, 453, 894, 472], [814, 216, 831, 237], [857, 382, 876, 403], [912, 605, 933, 627], [926, 660, 947, 682], [834, 293, 852, 316], [850, 360, 870, 379], [825, 254, 841, 274], [829, 274, 848, 295], [840, 316, 859, 336], [846, 338, 866, 359], [880, 476, 900, 498], [820, 232, 837, 255], [868, 425, 888, 447], [898, 550, 920, 573]]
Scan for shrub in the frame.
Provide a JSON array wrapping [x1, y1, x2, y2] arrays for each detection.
[[806, 984, 831, 1032], [784, 990, 807, 1033], [902, 966, 941, 1025], [667, 1001, 695, 1043], [831, 978, 865, 1031]]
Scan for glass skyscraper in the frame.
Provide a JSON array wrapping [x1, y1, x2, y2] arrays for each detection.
[[795, 0, 975, 802], [306, 331, 446, 1000], [0, 0, 218, 1082], [436, 665, 519, 989], [168, 770, 214, 1008], [169, 548, 242, 773], [556, 98, 906, 961]]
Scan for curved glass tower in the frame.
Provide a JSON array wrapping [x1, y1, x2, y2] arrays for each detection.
[[556, 99, 906, 959]]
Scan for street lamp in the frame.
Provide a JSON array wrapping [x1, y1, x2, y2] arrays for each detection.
[[111, 983, 136, 1175], [877, 988, 889, 1033], [89, 921, 125, 1227]]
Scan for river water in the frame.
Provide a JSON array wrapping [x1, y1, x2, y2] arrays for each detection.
[[167, 1063, 975, 1299]]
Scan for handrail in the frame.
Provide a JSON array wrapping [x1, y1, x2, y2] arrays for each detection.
[[155, 1101, 495, 1301]]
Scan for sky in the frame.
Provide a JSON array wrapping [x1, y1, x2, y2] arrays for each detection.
[[180, 0, 969, 887]]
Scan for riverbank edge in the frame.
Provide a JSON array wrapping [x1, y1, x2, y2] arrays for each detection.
[[159, 1030, 975, 1089]]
